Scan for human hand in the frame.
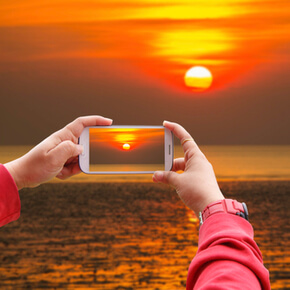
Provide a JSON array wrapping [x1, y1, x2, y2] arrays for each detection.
[[4, 116, 113, 190], [153, 121, 224, 215]]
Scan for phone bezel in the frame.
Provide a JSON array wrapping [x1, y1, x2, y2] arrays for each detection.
[[78, 125, 173, 174]]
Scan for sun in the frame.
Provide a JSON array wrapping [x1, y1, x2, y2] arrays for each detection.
[[184, 66, 213, 91], [122, 143, 131, 150]]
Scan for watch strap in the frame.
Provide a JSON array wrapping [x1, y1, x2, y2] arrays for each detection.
[[199, 199, 249, 225]]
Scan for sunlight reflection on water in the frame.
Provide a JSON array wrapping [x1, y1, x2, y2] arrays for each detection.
[[1, 145, 289, 182], [0, 182, 289, 289], [0, 145, 289, 288]]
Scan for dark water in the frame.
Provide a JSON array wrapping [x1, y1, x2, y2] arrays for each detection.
[[0, 181, 289, 289]]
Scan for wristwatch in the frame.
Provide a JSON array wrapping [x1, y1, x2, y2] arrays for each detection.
[[199, 199, 249, 226]]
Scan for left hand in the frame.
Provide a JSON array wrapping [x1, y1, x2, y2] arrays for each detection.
[[4, 116, 113, 190]]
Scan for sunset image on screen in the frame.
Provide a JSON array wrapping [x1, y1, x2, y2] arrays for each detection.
[[89, 128, 165, 172]]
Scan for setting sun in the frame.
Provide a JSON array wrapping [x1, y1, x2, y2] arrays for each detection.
[[184, 66, 213, 92], [122, 143, 131, 150]]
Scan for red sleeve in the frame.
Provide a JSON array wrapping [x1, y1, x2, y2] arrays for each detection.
[[186, 213, 271, 290], [0, 164, 21, 227]]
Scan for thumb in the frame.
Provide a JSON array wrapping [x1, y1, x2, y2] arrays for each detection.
[[48, 141, 83, 166], [153, 170, 179, 186]]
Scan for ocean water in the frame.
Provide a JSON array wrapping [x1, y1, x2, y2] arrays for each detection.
[[0, 182, 289, 289], [0, 145, 289, 289], [0, 145, 290, 182]]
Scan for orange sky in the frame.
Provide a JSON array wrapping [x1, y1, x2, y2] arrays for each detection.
[[1, 0, 289, 91], [90, 128, 164, 151], [0, 0, 289, 145]]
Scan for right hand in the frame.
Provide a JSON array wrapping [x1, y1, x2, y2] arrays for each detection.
[[153, 121, 224, 215]]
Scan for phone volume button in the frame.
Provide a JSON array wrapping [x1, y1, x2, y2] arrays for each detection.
[[81, 145, 85, 156]]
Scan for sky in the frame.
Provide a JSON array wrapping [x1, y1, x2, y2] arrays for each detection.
[[0, 0, 289, 145]]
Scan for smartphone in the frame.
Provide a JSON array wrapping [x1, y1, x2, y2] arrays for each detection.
[[79, 126, 173, 174]]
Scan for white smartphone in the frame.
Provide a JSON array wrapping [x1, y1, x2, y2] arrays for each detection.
[[79, 126, 174, 174]]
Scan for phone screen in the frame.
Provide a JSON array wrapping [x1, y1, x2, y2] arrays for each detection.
[[89, 127, 165, 172]]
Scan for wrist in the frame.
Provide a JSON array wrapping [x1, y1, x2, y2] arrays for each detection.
[[193, 190, 225, 215], [4, 160, 24, 190]]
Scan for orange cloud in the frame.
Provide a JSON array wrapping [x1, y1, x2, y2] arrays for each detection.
[[0, 0, 289, 92]]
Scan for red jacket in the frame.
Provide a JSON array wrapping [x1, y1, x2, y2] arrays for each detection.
[[0, 164, 20, 227], [186, 213, 270, 289], [0, 164, 270, 289]]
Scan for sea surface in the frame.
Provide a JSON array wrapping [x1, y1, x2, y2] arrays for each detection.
[[0, 146, 289, 289], [1, 145, 290, 182]]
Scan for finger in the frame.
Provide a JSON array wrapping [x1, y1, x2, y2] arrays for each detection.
[[47, 116, 113, 149], [48, 140, 83, 169], [163, 120, 202, 155], [64, 115, 113, 140], [57, 162, 81, 180], [153, 170, 179, 186], [171, 158, 185, 172]]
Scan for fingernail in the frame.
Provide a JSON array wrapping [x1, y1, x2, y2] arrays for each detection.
[[153, 171, 163, 182]]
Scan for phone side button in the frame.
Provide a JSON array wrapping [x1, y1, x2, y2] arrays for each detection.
[[81, 145, 85, 156]]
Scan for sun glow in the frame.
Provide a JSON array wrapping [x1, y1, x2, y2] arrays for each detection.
[[0, 0, 287, 94], [123, 143, 131, 150], [184, 66, 213, 91], [154, 30, 231, 59]]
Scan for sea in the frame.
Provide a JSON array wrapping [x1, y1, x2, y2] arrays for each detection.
[[0, 146, 289, 289], [1, 145, 290, 182]]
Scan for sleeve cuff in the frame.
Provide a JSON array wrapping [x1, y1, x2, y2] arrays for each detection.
[[0, 164, 21, 227]]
